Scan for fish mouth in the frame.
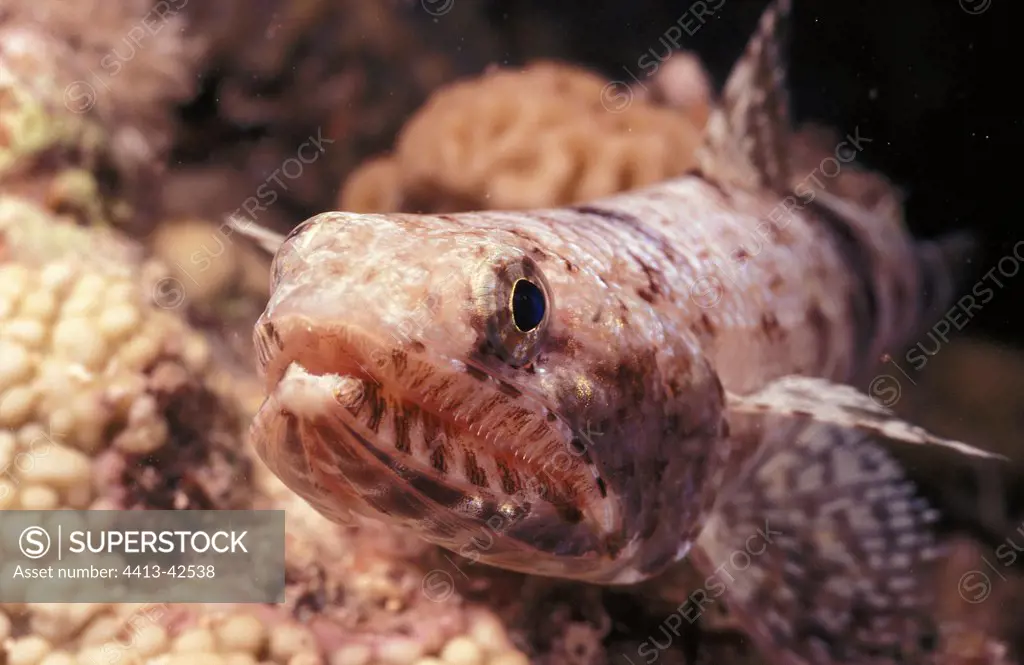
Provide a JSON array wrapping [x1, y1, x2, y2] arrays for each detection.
[[251, 313, 632, 581]]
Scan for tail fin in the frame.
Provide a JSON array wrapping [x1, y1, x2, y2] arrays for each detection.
[[911, 230, 979, 341], [808, 186, 980, 379]]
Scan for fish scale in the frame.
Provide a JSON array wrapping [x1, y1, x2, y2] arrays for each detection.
[[239, 0, 1023, 662]]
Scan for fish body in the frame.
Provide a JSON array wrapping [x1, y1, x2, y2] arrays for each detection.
[[243, 2, 1020, 663]]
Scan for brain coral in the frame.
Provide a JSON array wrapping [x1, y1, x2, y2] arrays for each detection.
[[339, 60, 709, 214]]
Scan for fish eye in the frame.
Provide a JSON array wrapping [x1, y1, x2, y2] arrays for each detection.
[[510, 279, 546, 332], [473, 253, 552, 367]]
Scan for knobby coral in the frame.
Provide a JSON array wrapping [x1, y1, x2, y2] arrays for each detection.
[[338, 60, 710, 214], [0, 0, 205, 235], [0, 196, 245, 513], [0, 195, 535, 665]]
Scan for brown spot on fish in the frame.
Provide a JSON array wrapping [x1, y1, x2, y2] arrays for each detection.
[[409, 340, 426, 353], [391, 349, 408, 376], [394, 405, 415, 453], [426, 377, 455, 401], [699, 313, 717, 336], [633, 254, 667, 302], [281, 412, 305, 461], [570, 205, 682, 264], [407, 471, 471, 508], [524, 419, 549, 442], [498, 380, 523, 398], [496, 458, 520, 495], [430, 445, 449, 475], [473, 340, 497, 361], [564, 259, 578, 273], [595, 352, 658, 404], [544, 334, 579, 358], [760, 312, 781, 336], [479, 393, 506, 416], [365, 385, 387, 433], [422, 413, 444, 450], [464, 450, 488, 487], [637, 288, 656, 303], [372, 452, 466, 514], [263, 321, 284, 349], [465, 364, 490, 382], [504, 227, 541, 247], [555, 502, 584, 524]]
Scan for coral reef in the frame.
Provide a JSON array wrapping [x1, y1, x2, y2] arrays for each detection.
[[338, 61, 709, 214], [0, 24, 119, 227], [0, 197, 243, 512], [0, 0, 205, 234], [0, 196, 535, 665], [0, 2, 1019, 664], [174, 0, 502, 225]]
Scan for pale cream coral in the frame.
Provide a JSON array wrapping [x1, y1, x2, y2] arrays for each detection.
[[212, 613, 266, 654], [173, 628, 220, 654], [0, 196, 227, 513], [0, 27, 106, 180], [1, 0, 205, 192], [5, 635, 53, 665], [0, 595, 531, 665], [0, 197, 141, 268], [340, 60, 708, 214], [438, 637, 483, 665], [0, 26, 135, 233], [268, 624, 319, 663]]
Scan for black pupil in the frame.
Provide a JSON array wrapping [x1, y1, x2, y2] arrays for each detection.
[[511, 279, 545, 331]]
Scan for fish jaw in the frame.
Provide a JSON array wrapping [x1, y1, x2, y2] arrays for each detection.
[[249, 254, 640, 583]]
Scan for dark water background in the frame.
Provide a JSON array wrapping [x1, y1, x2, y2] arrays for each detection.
[[479, 0, 1018, 346]]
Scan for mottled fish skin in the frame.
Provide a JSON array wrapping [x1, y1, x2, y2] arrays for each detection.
[[241, 1, 1020, 663], [699, 375, 1022, 665]]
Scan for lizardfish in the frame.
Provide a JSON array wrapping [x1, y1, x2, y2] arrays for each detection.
[[237, 1, 1021, 662]]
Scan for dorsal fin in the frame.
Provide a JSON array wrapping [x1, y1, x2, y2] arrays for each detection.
[[696, 0, 793, 193]]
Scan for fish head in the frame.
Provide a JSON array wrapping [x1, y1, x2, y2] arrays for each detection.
[[250, 210, 726, 584]]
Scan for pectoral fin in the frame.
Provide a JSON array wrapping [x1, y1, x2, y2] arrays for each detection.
[[691, 375, 1020, 664]]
